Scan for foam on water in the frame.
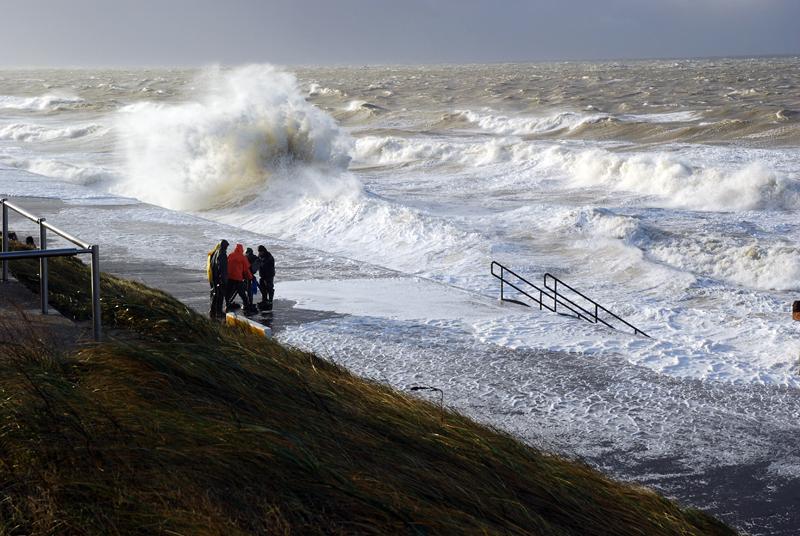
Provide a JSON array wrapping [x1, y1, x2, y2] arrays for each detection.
[[278, 277, 800, 387]]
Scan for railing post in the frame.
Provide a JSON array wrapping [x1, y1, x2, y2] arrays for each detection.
[[1, 199, 7, 283], [39, 218, 48, 314], [594, 303, 598, 323], [500, 266, 504, 301], [553, 279, 558, 312], [90, 244, 102, 341]]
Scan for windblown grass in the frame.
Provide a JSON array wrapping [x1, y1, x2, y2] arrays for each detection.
[[0, 246, 737, 535]]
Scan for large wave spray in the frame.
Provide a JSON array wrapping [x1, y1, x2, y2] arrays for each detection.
[[114, 65, 352, 211]]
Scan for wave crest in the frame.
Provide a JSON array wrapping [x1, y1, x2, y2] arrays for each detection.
[[113, 65, 352, 211], [0, 94, 85, 112], [0, 122, 106, 142], [542, 147, 800, 212]]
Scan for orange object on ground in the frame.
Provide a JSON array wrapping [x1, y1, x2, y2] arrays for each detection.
[[227, 244, 253, 282], [793, 301, 800, 321]]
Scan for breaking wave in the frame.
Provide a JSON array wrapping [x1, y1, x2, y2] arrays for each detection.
[[452, 109, 612, 135], [353, 135, 518, 167], [443, 108, 800, 144], [0, 94, 85, 111], [214, 167, 485, 279], [113, 65, 352, 211], [544, 147, 800, 211], [307, 83, 344, 97], [450, 109, 703, 136], [0, 122, 107, 142], [354, 135, 798, 213], [0, 154, 113, 186]]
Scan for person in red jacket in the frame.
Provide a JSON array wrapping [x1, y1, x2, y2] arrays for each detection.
[[226, 243, 255, 313]]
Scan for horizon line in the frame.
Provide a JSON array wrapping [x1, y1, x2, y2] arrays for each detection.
[[0, 52, 798, 71]]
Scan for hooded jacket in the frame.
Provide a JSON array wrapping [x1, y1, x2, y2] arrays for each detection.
[[227, 244, 253, 282], [207, 241, 228, 284]]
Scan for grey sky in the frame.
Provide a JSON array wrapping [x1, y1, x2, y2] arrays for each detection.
[[1, 0, 798, 66]]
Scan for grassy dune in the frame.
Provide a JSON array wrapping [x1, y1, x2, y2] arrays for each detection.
[[0, 248, 737, 535]]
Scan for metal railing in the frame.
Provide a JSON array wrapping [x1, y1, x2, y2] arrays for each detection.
[[1, 199, 101, 341], [543, 273, 649, 337], [490, 261, 650, 338]]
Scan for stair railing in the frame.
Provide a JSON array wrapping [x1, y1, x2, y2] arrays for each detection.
[[491, 261, 594, 321], [491, 260, 650, 338], [1, 198, 102, 341], [544, 273, 649, 337]]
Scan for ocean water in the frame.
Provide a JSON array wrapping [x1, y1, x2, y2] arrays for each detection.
[[1, 60, 799, 387]]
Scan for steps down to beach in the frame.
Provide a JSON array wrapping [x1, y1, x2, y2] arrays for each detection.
[[0, 277, 86, 347]]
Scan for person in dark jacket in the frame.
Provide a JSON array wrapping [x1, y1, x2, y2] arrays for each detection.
[[257, 245, 275, 311], [245, 247, 261, 307], [207, 239, 229, 318]]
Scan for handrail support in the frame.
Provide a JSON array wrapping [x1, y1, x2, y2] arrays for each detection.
[[39, 218, 48, 314], [1, 199, 7, 283], [90, 244, 101, 341]]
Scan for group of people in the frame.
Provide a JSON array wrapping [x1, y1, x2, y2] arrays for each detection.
[[4, 232, 38, 248], [207, 240, 275, 318]]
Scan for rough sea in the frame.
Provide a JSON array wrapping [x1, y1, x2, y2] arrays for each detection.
[[1, 59, 799, 533]]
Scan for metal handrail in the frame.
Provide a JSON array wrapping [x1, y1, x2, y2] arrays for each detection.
[[490, 261, 650, 338], [1, 198, 101, 341], [490, 261, 594, 322], [0, 248, 92, 259], [41, 220, 91, 249], [543, 273, 649, 337]]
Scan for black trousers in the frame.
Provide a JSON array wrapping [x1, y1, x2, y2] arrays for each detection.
[[259, 277, 274, 303], [226, 279, 251, 307], [209, 280, 226, 317]]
